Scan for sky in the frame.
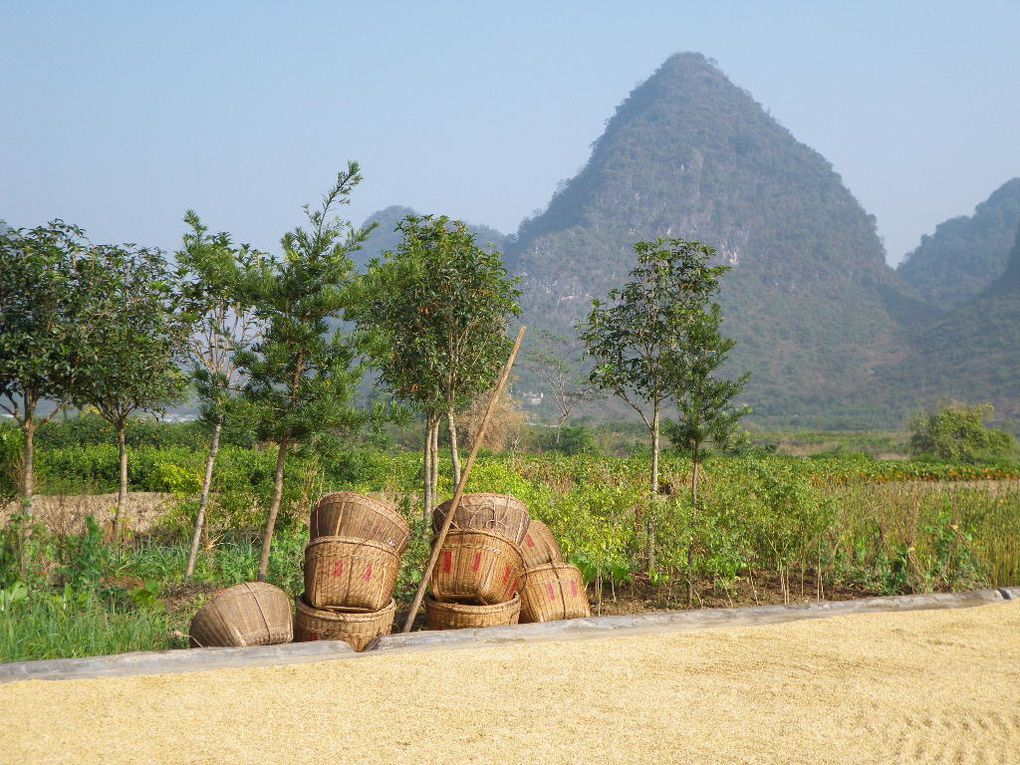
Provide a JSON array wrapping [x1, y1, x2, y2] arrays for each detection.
[[2, 1, 1018, 266]]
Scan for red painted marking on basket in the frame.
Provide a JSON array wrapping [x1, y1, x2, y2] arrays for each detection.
[[363, 562, 373, 581], [525, 534, 535, 548], [442, 550, 452, 573], [570, 580, 579, 597], [546, 583, 557, 601], [471, 552, 482, 572], [502, 565, 512, 584], [331, 560, 344, 577]]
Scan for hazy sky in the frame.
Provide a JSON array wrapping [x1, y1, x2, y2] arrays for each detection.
[[2, 1, 1018, 265]]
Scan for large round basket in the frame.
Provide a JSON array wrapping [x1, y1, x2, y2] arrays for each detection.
[[520, 519, 564, 570], [310, 492, 409, 554], [189, 582, 293, 648], [432, 493, 531, 545], [294, 596, 395, 652], [425, 594, 521, 631], [305, 536, 401, 611], [430, 529, 525, 605], [520, 562, 590, 623]]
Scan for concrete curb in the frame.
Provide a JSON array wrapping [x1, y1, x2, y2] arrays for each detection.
[[0, 588, 1009, 684]]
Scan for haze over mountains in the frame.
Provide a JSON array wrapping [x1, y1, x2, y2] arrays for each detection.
[[362, 53, 1018, 428]]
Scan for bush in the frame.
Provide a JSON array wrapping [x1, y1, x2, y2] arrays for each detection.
[[909, 403, 1017, 464]]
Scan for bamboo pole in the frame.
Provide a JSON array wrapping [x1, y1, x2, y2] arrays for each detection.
[[401, 325, 526, 632]]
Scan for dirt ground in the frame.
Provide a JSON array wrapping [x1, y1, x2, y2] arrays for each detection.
[[1, 600, 1017, 765], [0, 492, 172, 537]]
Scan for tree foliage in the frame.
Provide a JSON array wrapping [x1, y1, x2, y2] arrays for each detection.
[[233, 162, 371, 579], [909, 403, 1017, 464]]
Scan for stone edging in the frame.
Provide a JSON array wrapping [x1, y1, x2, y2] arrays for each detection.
[[0, 588, 1011, 684]]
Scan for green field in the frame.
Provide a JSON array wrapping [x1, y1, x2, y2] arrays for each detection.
[[2, 418, 1018, 663]]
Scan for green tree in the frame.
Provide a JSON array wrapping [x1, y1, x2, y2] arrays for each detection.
[[355, 215, 520, 516], [235, 163, 371, 581], [0, 222, 94, 557], [663, 302, 749, 506], [524, 330, 599, 444], [579, 238, 731, 571], [76, 244, 190, 540], [909, 402, 1017, 463], [177, 211, 265, 581]]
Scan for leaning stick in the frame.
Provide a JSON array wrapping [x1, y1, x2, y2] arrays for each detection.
[[401, 325, 526, 632]]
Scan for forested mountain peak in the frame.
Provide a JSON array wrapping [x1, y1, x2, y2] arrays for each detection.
[[506, 51, 913, 425], [897, 178, 1020, 306]]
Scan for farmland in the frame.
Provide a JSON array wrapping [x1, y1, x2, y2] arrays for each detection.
[[2, 419, 1018, 662]]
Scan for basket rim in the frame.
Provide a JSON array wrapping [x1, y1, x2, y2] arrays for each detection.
[[523, 561, 582, 576], [315, 491, 410, 533], [436, 492, 527, 510], [296, 595, 396, 622], [305, 535, 402, 560], [440, 527, 526, 545], [425, 593, 520, 614]]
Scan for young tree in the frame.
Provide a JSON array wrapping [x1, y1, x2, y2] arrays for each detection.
[[236, 163, 371, 581], [525, 330, 599, 444], [0, 222, 93, 557], [579, 238, 731, 571], [663, 303, 750, 506], [177, 211, 264, 581], [355, 215, 520, 517], [76, 244, 189, 539]]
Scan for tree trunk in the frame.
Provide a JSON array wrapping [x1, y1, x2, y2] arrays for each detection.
[[555, 412, 568, 445], [185, 416, 223, 582], [112, 425, 129, 541], [691, 443, 700, 507], [447, 408, 461, 486], [647, 404, 660, 575], [18, 414, 36, 571], [257, 436, 289, 582], [423, 415, 434, 525], [430, 416, 439, 500]]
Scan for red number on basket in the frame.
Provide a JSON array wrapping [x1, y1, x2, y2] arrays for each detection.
[[570, 580, 579, 597], [471, 552, 482, 573], [363, 562, 373, 581], [502, 565, 511, 583], [546, 583, 556, 601], [443, 550, 452, 573], [332, 560, 344, 577], [525, 534, 535, 548]]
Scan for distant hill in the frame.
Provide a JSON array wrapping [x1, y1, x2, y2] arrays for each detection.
[[897, 178, 1020, 307], [886, 224, 1020, 424], [505, 52, 921, 426], [354, 206, 507, 271]]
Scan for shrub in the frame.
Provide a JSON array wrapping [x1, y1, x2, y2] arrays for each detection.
[[909, 403, 1017, 464]]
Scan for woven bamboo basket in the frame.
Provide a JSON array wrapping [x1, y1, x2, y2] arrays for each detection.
[[294, 596, 396, 652], [520, 562, 591, 623], [189, 582, 293, 648], [310, 492, 409, 554], [430, 529, 525, 605], [520, 519, 564, 570], [432, 493, 531, 544], [425, 593, 521, 630], [304, 536, 401, 611]]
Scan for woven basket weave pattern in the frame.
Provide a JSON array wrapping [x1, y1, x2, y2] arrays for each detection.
[[433, 493, 531, 545], [520, 519, 564, 570], [189, 582, 293, 648], [310, 492, 409, 554], [305, 536, 400, 611], [430, 529, 525, 605], [425, 593, 521, 630], [520, 563, 590, 623], [294, 596, 396, 652]]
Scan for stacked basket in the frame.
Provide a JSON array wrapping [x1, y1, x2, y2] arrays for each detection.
[[425, 493, 530, 630], [517, 518, 591, 623], [295, 492, 409, 651]]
